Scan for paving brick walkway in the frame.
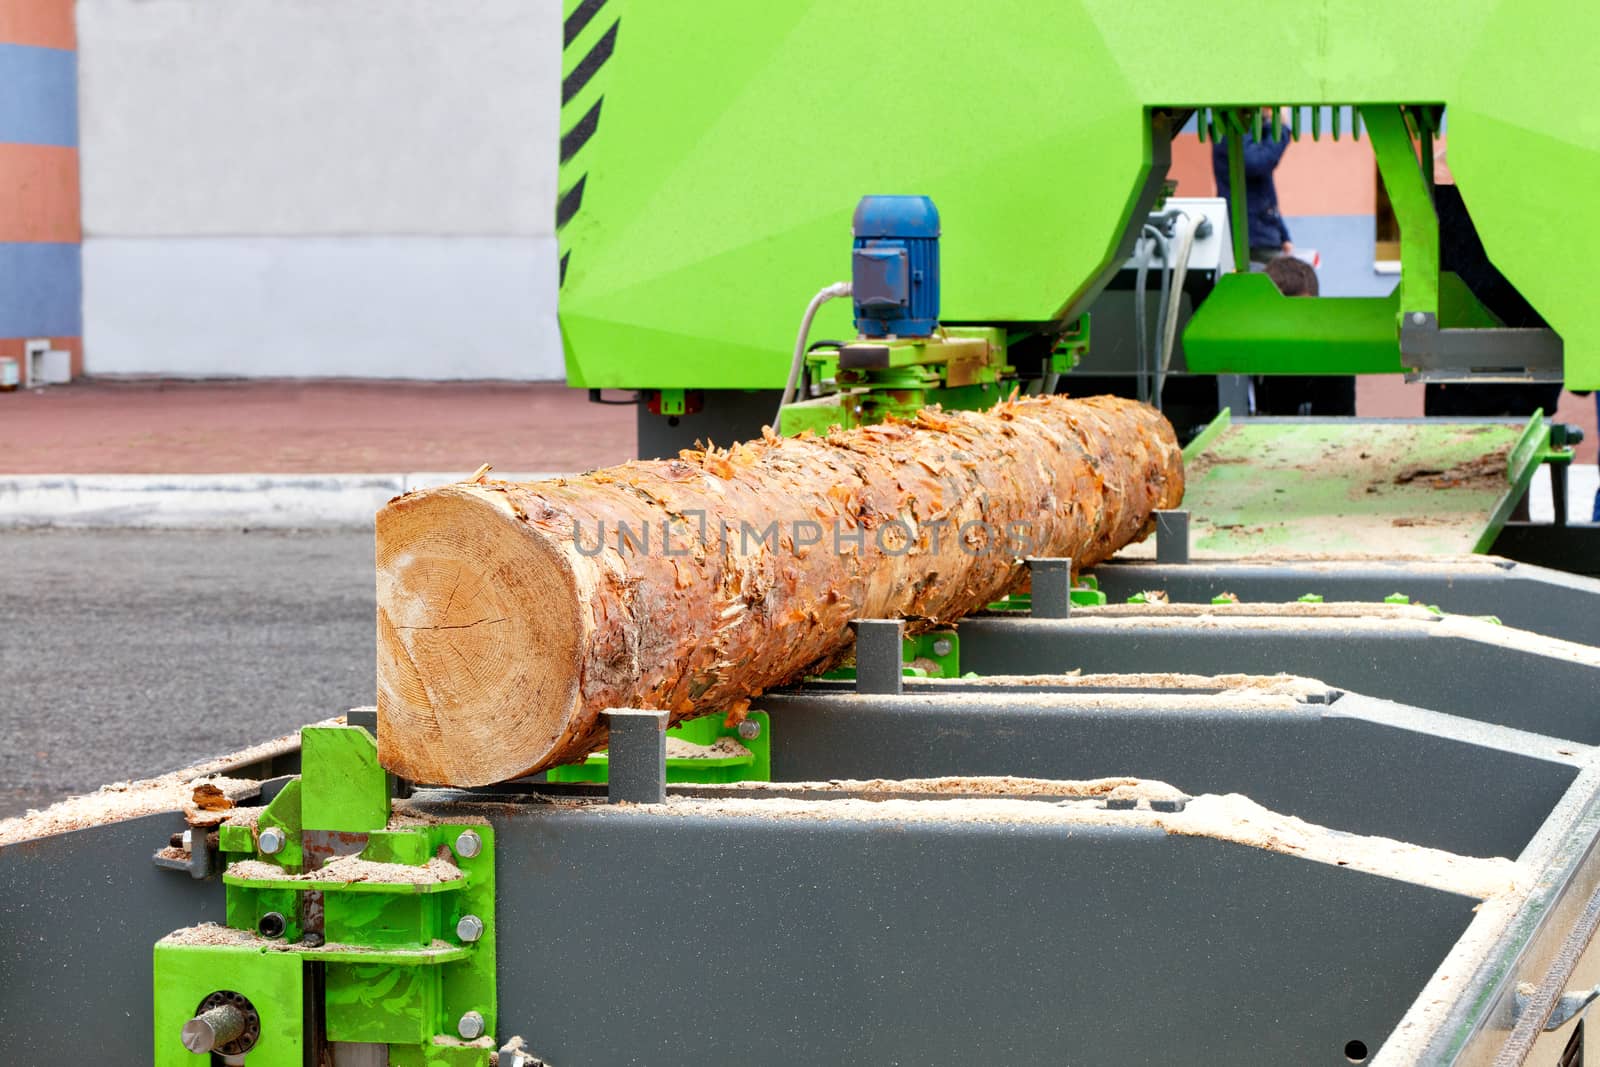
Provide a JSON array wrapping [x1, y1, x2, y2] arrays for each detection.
[[0, 379, 636, 474], [0, 377, 1591, 473]]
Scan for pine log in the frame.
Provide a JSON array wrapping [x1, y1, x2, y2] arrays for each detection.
[[376, 395, 1183, 786]]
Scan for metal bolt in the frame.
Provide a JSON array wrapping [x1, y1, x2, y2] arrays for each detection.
[[931, 638, 953, 657], [457, 1010, 486, 1040], [1411, 311, 1426, 325], [257, 827, 285, 855], [181, 1003, 245, 1053], [736, 719, 761, 741], [456, 914, 485, 943], [454, 830, 482, 859], [180, 829, 194, 852]]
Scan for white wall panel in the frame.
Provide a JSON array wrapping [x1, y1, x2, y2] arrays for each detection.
[[83, 236, 561, 379], [76, 0, 559, 237]]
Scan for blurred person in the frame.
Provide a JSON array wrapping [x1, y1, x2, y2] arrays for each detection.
[[1213, 113, 1294, 266], [1251, 255, 1357, 416]]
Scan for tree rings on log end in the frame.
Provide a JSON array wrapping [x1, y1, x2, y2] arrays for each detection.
[[377, 484, 582, 786]]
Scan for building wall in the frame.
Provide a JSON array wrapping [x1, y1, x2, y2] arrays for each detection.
[[75, 0, 561, 380], [0, 0, 83, 377]]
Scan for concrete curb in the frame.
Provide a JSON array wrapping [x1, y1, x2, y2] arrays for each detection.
[[0, 472, 559, 529], [3, 467, 1595, 529]]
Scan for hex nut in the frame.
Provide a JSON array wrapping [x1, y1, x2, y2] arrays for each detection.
[[931, 638, 954, 657], [736, 719, 762, 741], [456, 914, 486, 943], [455, 830, 483, 859], [257, 827, 286, 855], [458, 1010, 486, 1040]]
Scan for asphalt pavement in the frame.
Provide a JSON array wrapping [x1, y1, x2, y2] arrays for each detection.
[[0, 529, 374, 818]]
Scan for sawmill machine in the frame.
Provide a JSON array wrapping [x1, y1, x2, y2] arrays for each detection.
[[557, 2, 1594, 465], [7, 2, 1600, 1066]]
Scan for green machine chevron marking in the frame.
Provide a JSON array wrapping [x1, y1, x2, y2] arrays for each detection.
[[557, 0, 1600, 392], [154, 725, 497, 1066]]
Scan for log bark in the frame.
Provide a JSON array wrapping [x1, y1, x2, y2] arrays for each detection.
[[376, 395, 1183, 786]]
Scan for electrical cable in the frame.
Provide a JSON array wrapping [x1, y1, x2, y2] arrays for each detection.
[[1133, 234, 1153, 404], [1155, 212, 1198, 410], [777, 281, 852, 428], [1135, 225, 1172, 406]]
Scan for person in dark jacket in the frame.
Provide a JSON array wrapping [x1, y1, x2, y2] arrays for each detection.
[[1212, 120, 1294, 266]]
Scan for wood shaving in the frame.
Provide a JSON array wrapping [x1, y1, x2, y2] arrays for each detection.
[[159, 923, 459, 955], [665, 736, 752, 760], [227, 849, 462, 885], [716, 775, 1188, 801], [920, 671, 1329, 697], [0, 720, 330, 847], [581, 791, 1518, 900]]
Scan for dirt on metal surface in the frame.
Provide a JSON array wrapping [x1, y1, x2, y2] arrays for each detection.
[[1117, 420, 1521, 559]]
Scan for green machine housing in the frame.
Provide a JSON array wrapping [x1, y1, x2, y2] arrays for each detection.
[[555, 0, 1599, 446]]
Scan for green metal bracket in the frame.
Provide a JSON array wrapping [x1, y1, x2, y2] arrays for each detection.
[[155, 724, 498, 1066], [1184, 270, 1500, 377], [986, 575, 1106, 612], [153, 941, 305, 1066], [1184, 408, 1232, 462], [781, 327, 1012, 436], [303, 724, 389, 833], [658, 388, 687, 416], [1226, 117, 1249, 271], [1049, 316, 1091, 374], [255, 777, 304, 870], [815, 629, 961, 678], [547, 710, 772, 785], [1472, 411, 1572, 554], [1363, 105, 1439, 327], [1070, 574, 1108, 607]]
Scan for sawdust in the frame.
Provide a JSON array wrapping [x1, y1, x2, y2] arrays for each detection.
[[158, 923, 460, 956], [553, 789, 1518, 900], [0, 774, 263, 847], [0, 721, 326, 847], [160, 923, 257, 947], [718, 775, 1189, 802], [227, 849, 463, 885], [1392, 447, 1511, 490], [1073, 601, 1438, 621], [222, 806, 264, 829], [1048, 614, 1442, 638], [802, 687, 1313, 714], [1437, 615, 1600, 669], [1163, 794, 1518, 900], [925, 671, 1330, 697], [154, 845, 190, 862], [665, 736, 752, 760]]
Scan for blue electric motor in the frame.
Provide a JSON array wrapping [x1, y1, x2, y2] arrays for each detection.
[[851, 195, 940, 338]]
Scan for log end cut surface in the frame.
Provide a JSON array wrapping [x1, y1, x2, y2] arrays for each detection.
[[377, 485, 583, 786]]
